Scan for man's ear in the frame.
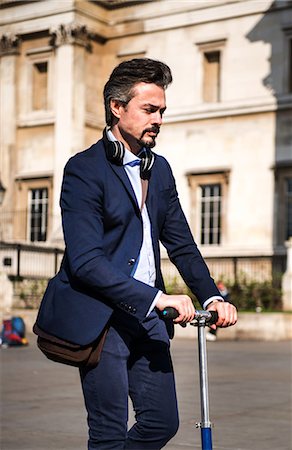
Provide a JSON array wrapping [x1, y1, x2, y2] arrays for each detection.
[[110, 99, 124, 120]]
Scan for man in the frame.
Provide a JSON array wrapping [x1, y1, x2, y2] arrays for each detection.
[[37, 58, 237, 449]]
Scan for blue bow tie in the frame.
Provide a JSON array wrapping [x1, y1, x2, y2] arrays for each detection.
[[126, 159, 141, 167]]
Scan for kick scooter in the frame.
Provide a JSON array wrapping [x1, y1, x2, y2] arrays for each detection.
[[162, 308, 218, 450]]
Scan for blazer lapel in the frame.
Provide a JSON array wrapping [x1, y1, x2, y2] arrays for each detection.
[[109, 163, 140, 214]]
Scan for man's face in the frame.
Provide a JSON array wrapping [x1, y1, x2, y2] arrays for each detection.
[[111, 82, 167, 153]]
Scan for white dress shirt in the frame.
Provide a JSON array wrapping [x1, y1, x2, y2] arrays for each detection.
[[107, 130, 161, 315], [107, 130, 223, 312]]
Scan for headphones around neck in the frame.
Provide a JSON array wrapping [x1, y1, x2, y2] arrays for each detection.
[[102, 128, 155, 180]]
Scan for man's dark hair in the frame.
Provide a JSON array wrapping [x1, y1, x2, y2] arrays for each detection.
[[103, 58, 172, 126]]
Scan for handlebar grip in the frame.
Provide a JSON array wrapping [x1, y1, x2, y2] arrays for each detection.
[[162, 308, 219, 325], [208, 310, 218, 325], [161, 307, 179, 319]]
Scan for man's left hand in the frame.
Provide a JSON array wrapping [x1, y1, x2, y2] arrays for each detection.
[[207, 300, 237, 329]]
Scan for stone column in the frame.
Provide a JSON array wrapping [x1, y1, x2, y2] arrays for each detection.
[[0, 273, 14, 320], [49, 24, 92, 243], [282, 237, 292, 311], [0, 33, 21, 241]]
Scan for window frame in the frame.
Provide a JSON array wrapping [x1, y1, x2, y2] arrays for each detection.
[[19, 47, 54, 120], [27, 187, 49, 242], [32, 60, 49, 111], [14, 177, 53, 243], [274, 164, 292, 245], [283, 28, 292, 94], [187, 169, 230, 247], [200, 183, 222, 245], [196, 39, 226, 104], [202, 50, 221, 103], [287, 177, 292, 239]]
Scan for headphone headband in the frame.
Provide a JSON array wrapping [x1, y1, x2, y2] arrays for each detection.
[[102, 128, 155, 180]]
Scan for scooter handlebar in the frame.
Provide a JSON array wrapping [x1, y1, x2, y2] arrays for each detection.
[[161, 307, 179, 319], [162, 307, 218, 325]]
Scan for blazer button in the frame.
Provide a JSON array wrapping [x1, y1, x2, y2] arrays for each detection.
[[128, 258, 136, 266]]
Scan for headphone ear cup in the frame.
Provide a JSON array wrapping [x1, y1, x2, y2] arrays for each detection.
[[103, 128, 125, 165], [102, 128, 155, 179], [140, 149, 155, 180]]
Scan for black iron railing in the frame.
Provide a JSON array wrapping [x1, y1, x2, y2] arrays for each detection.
[[0, 241, 286, 284], [0, 242, 64, 279]]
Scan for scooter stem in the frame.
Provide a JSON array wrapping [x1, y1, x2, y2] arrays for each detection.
[[194, 317, 213, 450], [197, 320, 211, 428]]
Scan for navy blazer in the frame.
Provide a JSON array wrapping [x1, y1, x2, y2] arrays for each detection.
[[36, 139, 221, 345]]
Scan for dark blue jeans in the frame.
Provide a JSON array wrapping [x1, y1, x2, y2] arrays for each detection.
[[80, 311, 179, 449]]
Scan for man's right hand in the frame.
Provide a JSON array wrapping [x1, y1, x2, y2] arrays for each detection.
[[156, 293, 195, 325]]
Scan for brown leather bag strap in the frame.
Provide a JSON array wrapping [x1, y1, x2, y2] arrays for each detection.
[[140, 178, 149, 211]]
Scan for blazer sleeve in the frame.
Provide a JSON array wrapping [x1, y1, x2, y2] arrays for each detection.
[[60, 155, 159, 321], [158, 159, 221, 306]]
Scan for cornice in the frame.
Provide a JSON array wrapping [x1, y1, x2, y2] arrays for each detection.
[[1, 0, 290, 42], [17, 113, 55, 128], [164, 95, 292, 124]]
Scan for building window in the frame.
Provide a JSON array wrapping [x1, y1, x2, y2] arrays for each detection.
[[28, 188, 48, 242], [32, 61, 48, 110], [13, 177, 52, 242], [200, 184, 221, 245], [19, 48, 53, 119], [289, 38, 292, 93], [196, 39, 226, 104], [286, 177, 292, 239], [203, 51, 221, 102], [187, 169, 229, 247], [283, 29, 292, 94], [274, 165, 292, 245]]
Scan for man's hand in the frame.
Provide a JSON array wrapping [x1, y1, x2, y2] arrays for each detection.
[[207, 300, 237, 329], [156, 293, 195, 324]]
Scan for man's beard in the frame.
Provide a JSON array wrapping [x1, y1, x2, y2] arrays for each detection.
[[137, 126, 160, 149]]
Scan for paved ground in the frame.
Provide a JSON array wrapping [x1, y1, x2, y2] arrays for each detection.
[[1, 333, 291, 450]]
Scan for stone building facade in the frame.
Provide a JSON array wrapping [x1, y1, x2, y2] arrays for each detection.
[[0, 0, 291, 283]]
